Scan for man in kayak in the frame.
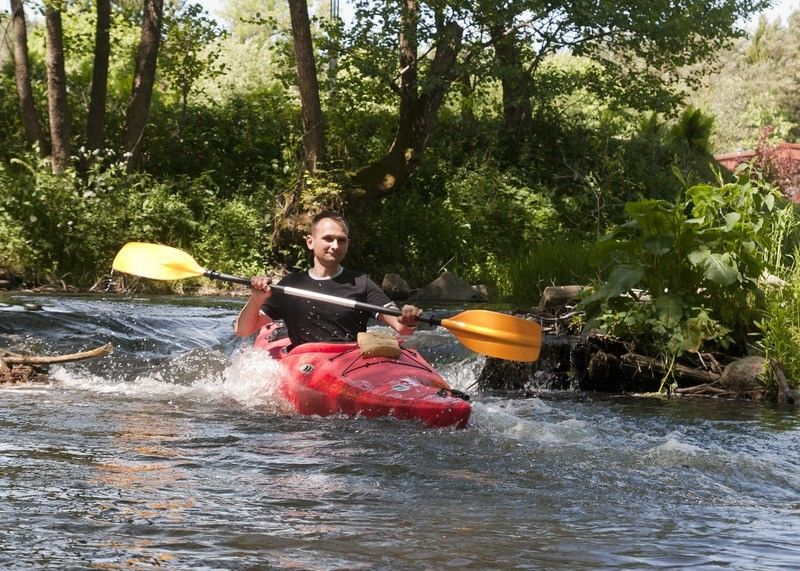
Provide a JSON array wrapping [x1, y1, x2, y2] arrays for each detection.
[[234, 211, 422, 346]]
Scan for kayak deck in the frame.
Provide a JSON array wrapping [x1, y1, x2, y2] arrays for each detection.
[[254, 324, 471, 428]]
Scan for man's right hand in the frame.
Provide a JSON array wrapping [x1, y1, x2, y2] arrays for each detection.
[[250, 275, 273, 300]]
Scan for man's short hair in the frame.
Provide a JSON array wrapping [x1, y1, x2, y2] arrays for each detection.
[[311, 211, 349, 234]]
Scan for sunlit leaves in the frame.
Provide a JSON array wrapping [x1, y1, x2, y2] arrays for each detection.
[[583, 172, 789, 357]]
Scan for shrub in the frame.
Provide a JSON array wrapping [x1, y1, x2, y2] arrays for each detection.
[[0, 150, 271, 287], [759, 258, 800, 390], [0, 206, 38, 278], [350, 163, 565, 296], [197, 197, 267, 278], [582, 171, 792, 358]]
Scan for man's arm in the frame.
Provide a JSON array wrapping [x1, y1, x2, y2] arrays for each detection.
[[379, 304, 422, 336], [234, 276, 274, 337]]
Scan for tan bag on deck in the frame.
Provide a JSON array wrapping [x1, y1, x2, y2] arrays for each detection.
[[357, 331, 401, 358]]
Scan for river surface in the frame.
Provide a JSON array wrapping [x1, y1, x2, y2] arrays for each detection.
[[1, 293, 798, 570]]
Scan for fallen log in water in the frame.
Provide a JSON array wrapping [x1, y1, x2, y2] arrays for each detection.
[[0, 343, 113, 383], [2, 343, 112, 365], [619, 352, 721, 386]]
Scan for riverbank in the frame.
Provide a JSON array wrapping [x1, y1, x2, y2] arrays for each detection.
[[3, 290, 797, 404]]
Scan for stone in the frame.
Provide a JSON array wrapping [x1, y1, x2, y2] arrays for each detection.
[[381, 273, 410, 300], [718, 356, 767, 400], [538, 285, 586, 312], [409, 272, 484, 302], [471, 284, 490, 301]]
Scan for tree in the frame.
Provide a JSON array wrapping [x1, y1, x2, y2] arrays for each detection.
[[86, 0, 111, 151], [122, 0, 164, 166], [351, 0, 462, 200], [690, 9, 800, 151], [159, 4, 226, 122], [9, 0, 47, 153], [288, 0, 325, 172], [44, 3, 70, 173], [488, 19, 532, 157], [471, 0, 773, 153]]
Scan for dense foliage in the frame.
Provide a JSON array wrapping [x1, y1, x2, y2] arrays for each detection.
[[582, 171, 795, 357], [691, 11, 800, 152]]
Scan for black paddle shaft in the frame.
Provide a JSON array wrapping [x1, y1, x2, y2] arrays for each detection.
[[204, 270, 443, 326]]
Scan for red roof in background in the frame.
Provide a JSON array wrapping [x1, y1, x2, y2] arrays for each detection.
[[714, 142, 800, 203], [715, 142, 800, 171]]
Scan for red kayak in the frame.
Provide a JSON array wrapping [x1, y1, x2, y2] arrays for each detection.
[[253, 324, 471, 428]]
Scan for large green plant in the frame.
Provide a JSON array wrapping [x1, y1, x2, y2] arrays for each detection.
[[583, 172, 789, 357]]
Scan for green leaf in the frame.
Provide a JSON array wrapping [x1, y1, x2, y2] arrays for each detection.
[[654, 295, 683, 328], [687, 249, 738, 285], [723, 212, 740, 231], [643, 235, 674, 255], [606, 264, 646, 297]]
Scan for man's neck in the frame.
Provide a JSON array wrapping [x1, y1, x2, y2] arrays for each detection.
[[309, 264, 343, 279]]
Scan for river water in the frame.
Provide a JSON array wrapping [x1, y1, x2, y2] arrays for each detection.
[[1, 293, 798, 570]]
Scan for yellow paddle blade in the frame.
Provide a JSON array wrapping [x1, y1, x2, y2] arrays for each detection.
[[112, 242, 206, 280], [440, 310, 542, 362]]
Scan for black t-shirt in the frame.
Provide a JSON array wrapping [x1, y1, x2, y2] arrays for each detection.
[[262, 269, 395, 347]]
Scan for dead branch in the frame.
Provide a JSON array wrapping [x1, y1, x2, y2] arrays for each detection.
[[1, 343, 113, 365], [619, 353, 721, 386]]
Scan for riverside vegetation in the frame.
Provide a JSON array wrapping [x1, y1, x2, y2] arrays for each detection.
[[2, 1, 800, 393]]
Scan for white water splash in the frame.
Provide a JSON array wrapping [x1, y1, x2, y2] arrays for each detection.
[[219, 347, 293, 412], [470, 399, 596, 446], [438, 357, 485, 392], [642, 433, 705, 466], [50, 346, 293, 413]]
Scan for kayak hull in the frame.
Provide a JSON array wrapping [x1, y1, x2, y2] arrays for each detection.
[[254, 325, 471, 428]]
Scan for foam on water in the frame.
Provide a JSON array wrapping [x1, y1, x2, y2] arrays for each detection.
[[642, 433, 705, 466], [469, 398, 598, 446], [50, 346, 294, 414]]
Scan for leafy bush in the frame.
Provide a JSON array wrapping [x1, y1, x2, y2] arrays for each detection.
[[0, 150, 269, 286], [757, 204, 800, 390], [350, 163, 565, 296], [583, 172, 792, 358], [0, 206, 37, 278], [197, 197, 267, 278]]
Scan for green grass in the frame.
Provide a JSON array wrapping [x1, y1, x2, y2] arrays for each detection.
[[760, 248, 800, 391], [502, 236, 596, 305]]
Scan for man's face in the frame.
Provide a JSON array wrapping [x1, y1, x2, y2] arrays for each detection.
[[307, 218, 349, 268]]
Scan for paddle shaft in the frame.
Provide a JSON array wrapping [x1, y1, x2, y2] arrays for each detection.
[[204, 270, 443, 326]]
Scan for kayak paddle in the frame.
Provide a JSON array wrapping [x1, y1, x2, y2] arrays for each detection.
[[112, 242, 542, 362]]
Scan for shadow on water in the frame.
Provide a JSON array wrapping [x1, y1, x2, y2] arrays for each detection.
[[1, 293, 799, 569]]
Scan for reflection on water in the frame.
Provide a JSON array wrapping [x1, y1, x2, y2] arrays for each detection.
[[1, 293, 799, 569]]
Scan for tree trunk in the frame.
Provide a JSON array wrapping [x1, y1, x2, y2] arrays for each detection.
[[9, 0, 47, 153], [352, 3, 462, 199], [288, 0, 326, 172], [122, 0, 164, 167], [86, 0, 111, 151], [44, 6, 70, 174], [490, 23, 533, 157]]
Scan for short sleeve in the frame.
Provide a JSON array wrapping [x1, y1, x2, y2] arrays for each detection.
[[364, 275, 394, 309]]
